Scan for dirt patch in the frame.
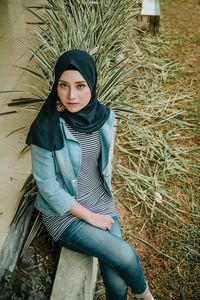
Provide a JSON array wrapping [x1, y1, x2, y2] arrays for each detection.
[[161, 0, 200, 94]]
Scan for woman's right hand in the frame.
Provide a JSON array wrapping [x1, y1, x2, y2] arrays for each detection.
[[86, 212, 115, 231], [69, 203, 114, 230]]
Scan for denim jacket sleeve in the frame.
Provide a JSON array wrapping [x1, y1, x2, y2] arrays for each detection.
[[31, 144, 77, 215]]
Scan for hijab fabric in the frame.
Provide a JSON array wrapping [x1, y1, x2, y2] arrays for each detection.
[[26, 50, 110, 151]]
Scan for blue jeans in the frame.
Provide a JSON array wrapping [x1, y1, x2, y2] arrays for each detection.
[[57, 216, 149, 300]]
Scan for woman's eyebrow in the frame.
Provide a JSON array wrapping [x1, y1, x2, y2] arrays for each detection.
[[58, 80, 86, 84]]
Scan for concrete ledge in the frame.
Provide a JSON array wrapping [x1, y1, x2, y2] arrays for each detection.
[[0, 202, 35, 281], [51, 248, 98, 300]]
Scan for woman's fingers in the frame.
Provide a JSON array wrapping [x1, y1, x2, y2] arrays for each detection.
[[105, 216, 115, 230], [87, 213, 115, 230], [111, 217, 115, 224]]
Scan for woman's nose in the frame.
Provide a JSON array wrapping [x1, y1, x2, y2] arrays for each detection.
[[68, 87, 76, 99]]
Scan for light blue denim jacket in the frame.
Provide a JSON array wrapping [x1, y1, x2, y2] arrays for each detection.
[[31, 110, 116, 216]]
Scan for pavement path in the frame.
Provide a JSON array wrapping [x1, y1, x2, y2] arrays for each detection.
[[0, 0, 37, 252]]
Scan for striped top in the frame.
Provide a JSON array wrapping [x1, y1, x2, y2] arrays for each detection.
[[42, 122, 117, 241]]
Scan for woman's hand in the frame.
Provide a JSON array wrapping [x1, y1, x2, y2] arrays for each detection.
[[69, 203, 114, 230], [86, 212, 115, 231]]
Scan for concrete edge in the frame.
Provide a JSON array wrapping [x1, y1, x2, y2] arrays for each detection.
[[50, 247, 98, 300]]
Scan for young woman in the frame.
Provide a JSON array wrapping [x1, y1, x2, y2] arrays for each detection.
[[26, 50, 155, 300]]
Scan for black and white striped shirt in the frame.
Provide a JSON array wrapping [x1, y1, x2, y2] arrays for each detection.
[[42, 122, 117, 241]]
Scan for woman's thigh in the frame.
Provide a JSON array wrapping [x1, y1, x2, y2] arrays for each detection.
[[57, 216, 131, 268]]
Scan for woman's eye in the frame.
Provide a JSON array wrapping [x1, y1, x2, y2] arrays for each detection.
[[77, 84, 86, 89], [60, 83, 67, 88]]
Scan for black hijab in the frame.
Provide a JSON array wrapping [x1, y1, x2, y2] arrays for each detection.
[[26, 50, 110, 151]]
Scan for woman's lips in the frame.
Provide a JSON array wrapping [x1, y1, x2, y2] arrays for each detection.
[[67, 103, 79, 106]]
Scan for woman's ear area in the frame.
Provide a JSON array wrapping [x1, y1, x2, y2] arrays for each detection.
[[56, 97, 65, 112], [56, 72, 65, 112]]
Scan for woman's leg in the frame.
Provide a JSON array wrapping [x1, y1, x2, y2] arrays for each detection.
[[57, 217, 149, 299], [98, 217, 128, 300], [98, 261, 128, 300]]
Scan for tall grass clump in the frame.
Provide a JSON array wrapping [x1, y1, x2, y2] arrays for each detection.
[[19, 0, 137, 107], [114, 22, 199, 299], [112, 30, 197, 222]]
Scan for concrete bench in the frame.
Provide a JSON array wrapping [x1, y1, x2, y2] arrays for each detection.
[[50, 248, 98, 300], [141, 0, 161, 33]]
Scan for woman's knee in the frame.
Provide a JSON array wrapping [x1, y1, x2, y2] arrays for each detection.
[[117, 241, 140, 270]]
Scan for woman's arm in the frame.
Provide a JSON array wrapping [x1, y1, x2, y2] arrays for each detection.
[[69, 203, 114, 231], [31, 144, 77, 215], [31, 144, 114, 229]]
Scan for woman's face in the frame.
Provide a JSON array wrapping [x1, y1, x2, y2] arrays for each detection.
[[57, 70, 91, 113]]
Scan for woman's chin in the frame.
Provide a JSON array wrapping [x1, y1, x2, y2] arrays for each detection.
[[65, 104, 81, 113]]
